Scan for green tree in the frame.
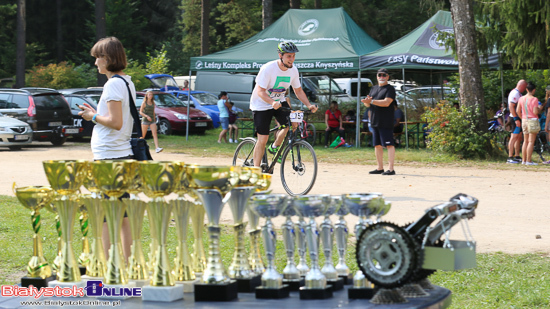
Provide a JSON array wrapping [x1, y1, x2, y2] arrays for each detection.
[[146, 45, 171, 74], [214, 0, 261, 50], [0, 4, 16, 78]]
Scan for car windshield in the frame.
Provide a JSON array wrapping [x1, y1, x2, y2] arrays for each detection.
[[192, 92, 218, 105], [306, 76, 346, 95], [155, 93, 185, 107], [150, 76, 179, 89]]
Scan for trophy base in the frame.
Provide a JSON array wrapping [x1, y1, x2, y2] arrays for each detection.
[[348, 286, 379, 299], [129, 279, 150, 288], [79, 266, 86, 276], [234, 275, 261, 293], [283, 278, 305, 291], [21, 275, 56, 289], [142, 284, 184, 302], [255, 285, 290, 299], [327, 278, 344, 291], [299, 285, 333, 300], [176, 279, 200, 293], [48, 280, 86, 297], [98, 282, 137, 300], [194, 281, 238, 302], [339, 274, 354, 285]]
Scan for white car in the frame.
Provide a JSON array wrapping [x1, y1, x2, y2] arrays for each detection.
[[0, 112, 33, 150]]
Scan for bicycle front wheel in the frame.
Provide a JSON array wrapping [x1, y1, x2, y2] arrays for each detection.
[[233, 139, 256, 166], [280, 140, 317, 196]]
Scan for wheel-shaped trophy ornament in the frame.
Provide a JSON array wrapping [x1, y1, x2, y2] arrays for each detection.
[[43, 160, 87, 288], [138, 161, 184, 302], [227, 166, 262, 292], [249, 194, 290, 299], [247, 173, 272, 276], [187, 165, 239, 301], [280, 202, 305, 290], [333, 196, 352, 284], [319, 196, 344, 291], [293, 194, 334, 300], [13, 184, 55, 289]]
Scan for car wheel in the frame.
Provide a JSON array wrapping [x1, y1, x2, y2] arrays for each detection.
[[51, 136, 67, 146], [158, 119, 173, 135], [8, 146, 22, 151]]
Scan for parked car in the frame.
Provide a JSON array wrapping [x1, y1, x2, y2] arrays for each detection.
[[63, 94, 97, 139], [0, 111, 33, 150], [0, 88, 79, 145], [58, 87, 103, 104], [333, 77, 373, 99], [398, 86, 456, 120], [135, 91, 213, 135]]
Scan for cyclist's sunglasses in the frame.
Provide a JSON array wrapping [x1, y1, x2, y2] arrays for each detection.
[[377, 73, 388, 77]]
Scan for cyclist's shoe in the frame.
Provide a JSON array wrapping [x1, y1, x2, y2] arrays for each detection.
[[506, 157, 519, 164], [277, 156, 282, 164], [525, 161, 538, 166], [267, 144, 278, 155]]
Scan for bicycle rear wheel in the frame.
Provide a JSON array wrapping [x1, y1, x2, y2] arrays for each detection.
[[280, 140, 317, 196], [233, 139, 256, 166], [304, 123, 316, 146]]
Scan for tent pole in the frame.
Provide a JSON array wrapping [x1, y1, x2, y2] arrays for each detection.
[[355, 70, 361, 148], [186, 69, 191, 141], [403, 68, 408, 150]]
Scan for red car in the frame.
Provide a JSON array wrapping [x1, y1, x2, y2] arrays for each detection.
[[136, 91, 213, 135]]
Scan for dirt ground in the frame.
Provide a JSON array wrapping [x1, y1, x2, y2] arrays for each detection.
[[2, 142, 549, 255]]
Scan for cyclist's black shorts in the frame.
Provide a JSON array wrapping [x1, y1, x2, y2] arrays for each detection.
[[253, 101, 291, 135]]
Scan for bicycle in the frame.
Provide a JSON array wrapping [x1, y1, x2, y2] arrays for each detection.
[[232, 107, 318, 196], [297, 110, 316, 146], [533, 130, 550, 162]]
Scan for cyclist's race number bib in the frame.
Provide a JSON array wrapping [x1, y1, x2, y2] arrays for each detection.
[[268, 76, 291, 102], [290, 111, 304, 123]]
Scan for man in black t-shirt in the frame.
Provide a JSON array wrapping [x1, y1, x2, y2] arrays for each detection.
[[361, 68, 397, 175]]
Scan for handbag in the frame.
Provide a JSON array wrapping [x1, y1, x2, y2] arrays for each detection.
[[113, 75, 153, 161]]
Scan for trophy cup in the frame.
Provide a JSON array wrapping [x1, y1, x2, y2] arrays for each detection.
[[343, 193, 385, 299], [189, 194, 206, 274], [333, 196, 353, 284], [227, 166, 262, 292], [43, 160, 87, 288], [295, 214, 309, 277], [171, 163, 198, 292], [138, 161, 184, 302], [77, 197, 90, 276], [249, 194, 290, 299], [293, 194, 334, 300], [247, 173, 272, 276], [280, 201, 305, 291], [122, 160, 149, 287], [187, 165, 239, 302], [320, 196, 344, 291], [14, 184, 56, 289]]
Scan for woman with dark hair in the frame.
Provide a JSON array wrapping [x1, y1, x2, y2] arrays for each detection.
[[140, 91, 162, 153], [324, 101, 350, 148], [78, 36, 134, 260], [516, 81, 544, 165]]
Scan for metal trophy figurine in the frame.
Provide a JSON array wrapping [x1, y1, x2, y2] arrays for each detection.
[[13, 184, 55, 288], [77, 199, 90, 276], [189, 193, 206, 274], [247, 173, 272, 276], [333, 196, 352, 284], [280, 202, 304, 290], [295, 215, 309, 276], [249, 194, 290, 299], [342, 192, 386, 299], [320, 196, 344, 291], [187, 165, 239, 301], [43, 160, 87, 287], [139, 161, 184, 302], [122, 160, 149, 287], [293, 194, 334, 300], [227, 166, 262, 292]]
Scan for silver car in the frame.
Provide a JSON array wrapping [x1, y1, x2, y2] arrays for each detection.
[[0, 112, 33, 150]]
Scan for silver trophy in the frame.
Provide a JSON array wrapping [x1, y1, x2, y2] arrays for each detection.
[[280, 201, 304, 290], [319, 196, 344, 290], [295, 215, 309, 276], [292, 194, 334, 299], [249, 194, 290, 299], [333, 196, 351, 282]]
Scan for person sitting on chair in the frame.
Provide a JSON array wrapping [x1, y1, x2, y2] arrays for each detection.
[[324, 101, 350, 148], [393, 102, 404, 146]]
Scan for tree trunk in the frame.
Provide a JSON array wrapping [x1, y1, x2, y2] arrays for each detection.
[[314, 0, 321, 9], [262, 0, 272, 29], [95, 0, 107, 86], [201, 0, 210, 56], [15, 0, 25, 88], [56, 0, 63, 63], [290, 0, 301, 9], [449, 0, 487, 130]]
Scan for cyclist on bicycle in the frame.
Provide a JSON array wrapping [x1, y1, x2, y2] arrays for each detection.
[[250, 41, 318, 167]]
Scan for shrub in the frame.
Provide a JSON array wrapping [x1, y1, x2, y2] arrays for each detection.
[[26, 62, 95, 89], [423, 102, 501, 159]]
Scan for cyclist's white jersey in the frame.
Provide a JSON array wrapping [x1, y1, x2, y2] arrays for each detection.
[[250, 60, 301, 111]]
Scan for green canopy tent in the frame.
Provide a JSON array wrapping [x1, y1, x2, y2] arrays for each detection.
[[359, 10, 499, 148]]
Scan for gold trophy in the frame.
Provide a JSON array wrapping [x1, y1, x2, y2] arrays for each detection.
[[77, 196, 90, 276], [139, 161, 184, 302], [187, 165, 239, 301], [81, 162, 107, 279], [43, 160, 87, 288], [171, 163, 198, 292], [247, 173, 272, 276], [227, 166, 262, 292], [122, 160, 149, 287], [189, 193, 206, 274], [90, 160, 132, 290], [13, 184, 56, 288]]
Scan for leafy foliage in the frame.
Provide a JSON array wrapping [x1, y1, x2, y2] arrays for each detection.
[[125, 60, 150, 91], [423, 102, 499, 159], [25, 62, 96, 89], [146, 45, 171, 75]]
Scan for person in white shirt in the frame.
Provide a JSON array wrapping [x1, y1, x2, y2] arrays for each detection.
[[507, 80, 527, 163], [250, 41, 317, 167]]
